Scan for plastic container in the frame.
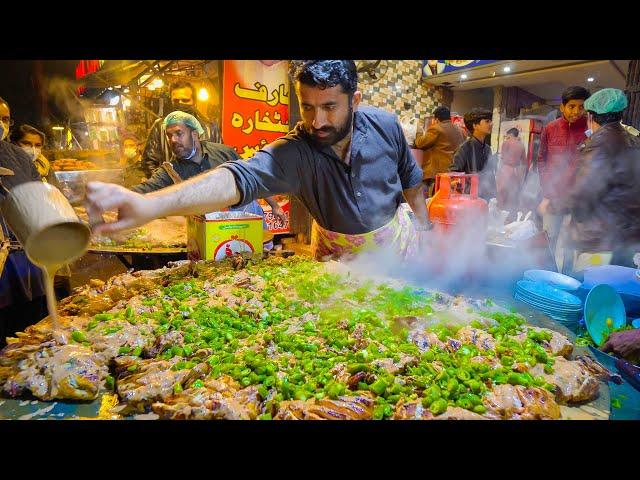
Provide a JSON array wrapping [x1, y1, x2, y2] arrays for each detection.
[[580, 265, 640, 316], [584, 284, 626, 346]]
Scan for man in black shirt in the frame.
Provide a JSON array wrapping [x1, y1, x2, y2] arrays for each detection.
[[450, 107, 497, 200]]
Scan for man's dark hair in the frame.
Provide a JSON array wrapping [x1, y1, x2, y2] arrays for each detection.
[[590, 111, 624, 126], [170, 80, 196, 101], [506, 127, 519, 137], [0, 96, 8, 110], [288, 60, 358, 96], [10, 124, 45, 144], [463, 108, 492, 133], [433, 106, 451, 122], [561, 86, 590, 105]]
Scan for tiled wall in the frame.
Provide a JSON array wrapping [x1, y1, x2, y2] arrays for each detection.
[[358, 60, 449, 120]]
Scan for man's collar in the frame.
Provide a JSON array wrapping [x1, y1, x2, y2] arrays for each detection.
[[471, 135, 486, 146]]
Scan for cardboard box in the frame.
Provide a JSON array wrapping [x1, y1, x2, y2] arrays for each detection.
[[187, 212, 263, 261]]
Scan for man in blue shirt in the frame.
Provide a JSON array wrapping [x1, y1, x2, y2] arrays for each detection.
[[86, 61, 429, 261]]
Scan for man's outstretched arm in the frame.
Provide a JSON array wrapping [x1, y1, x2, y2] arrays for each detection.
[[86, 167, 240, 235]]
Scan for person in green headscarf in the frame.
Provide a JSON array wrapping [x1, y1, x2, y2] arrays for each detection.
[[554, 88, 640, 274]]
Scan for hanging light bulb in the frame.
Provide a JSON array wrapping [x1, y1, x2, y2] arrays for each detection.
[[198, 87, 209, 101]]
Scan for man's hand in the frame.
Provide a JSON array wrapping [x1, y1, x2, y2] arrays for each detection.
[[602, 329, 640, 361], [271, 203, 287, 226], [85, 182, 158, 235], [537, 197, 551, 216]]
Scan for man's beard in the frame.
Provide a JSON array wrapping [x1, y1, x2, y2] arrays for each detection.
[[307, 107, 353, 148], [172, 138, 195, 160]]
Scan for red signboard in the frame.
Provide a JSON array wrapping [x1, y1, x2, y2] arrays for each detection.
[[222, 60, 291, 233], [222, 60, 290, 158]]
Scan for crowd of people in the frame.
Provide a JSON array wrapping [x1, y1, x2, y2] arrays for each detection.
[[412, 85, 640, 274]]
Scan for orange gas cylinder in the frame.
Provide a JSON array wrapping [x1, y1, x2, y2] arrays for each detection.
[[424, 173, 489, 279], [427, 172, 488, 232]]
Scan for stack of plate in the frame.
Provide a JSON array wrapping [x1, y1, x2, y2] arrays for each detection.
[[523, 269, 582, 291], [514, 280, 583, 330]]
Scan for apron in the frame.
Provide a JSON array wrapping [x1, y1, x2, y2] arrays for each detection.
[[310, 204, 418, 261]]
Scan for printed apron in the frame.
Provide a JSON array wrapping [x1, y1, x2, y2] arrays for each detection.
[[310, 204, 419, 261]]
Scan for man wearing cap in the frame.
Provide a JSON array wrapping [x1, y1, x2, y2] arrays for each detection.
[[131, 111, 286, 224], [140, 80, 222, 178], [555, 88, 640, 273], [85, 61, 430, 262]]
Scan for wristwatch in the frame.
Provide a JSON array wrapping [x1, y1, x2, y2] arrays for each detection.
[[414, 221, 433, 232]]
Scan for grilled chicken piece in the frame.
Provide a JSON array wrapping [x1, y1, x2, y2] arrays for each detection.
[[576, 355, 622, 384], [330, 363, 351, 383], [273, 400, 320, 420], [87, 322, 154, 360], [513, 327, 573, 358], [394, 401, 487, 420], [456, 327, 496, 351], [445, 337, 462, 353], [350, 323, 369, 350], [393, 401, 435, 420], [470, 356, 501, 369], [115, 357, 190, 412], [274, 394, 375, 420], [152, 389, 252, 420], [529, 357, 599, 404], [483, 384, 561, 419], [142, 331, 184, 358], [432, 407, 488, 420], [372, 355, 418, 375], [408, 331, 446, 352], [151, 380, 260, 420], [2, 344, 108, 401]]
